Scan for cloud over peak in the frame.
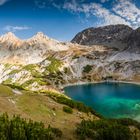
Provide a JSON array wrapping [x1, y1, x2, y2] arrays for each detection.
[[53, 0, 140, 28], [113, 0, 140, 28]]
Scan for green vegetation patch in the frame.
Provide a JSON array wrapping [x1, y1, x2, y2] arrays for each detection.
[[55, 96, 99, 116], [4, 63, 12, 70], [111, 118, 140, 131], [76, 119, 132, 140], [44, 57, 63, 74], [63, 106, 73, 114], [23, 64, 42, 78], [42, 91, 101, 117], [6, 84, 24, 90], [2, 78, 12, 85], [9, 69, 21, 75], [0, 113, 62, 140], [23, 64, 37, 71], [83, 65, 92, 73], [21, 78, 47, 89], [63, 67, 71, 74]]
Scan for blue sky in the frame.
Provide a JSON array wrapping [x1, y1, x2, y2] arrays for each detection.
[[0, 0, 140, 41]]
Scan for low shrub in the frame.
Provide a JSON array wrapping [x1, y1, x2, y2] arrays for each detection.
[[111, 118, 140, 130], [0, 113, 62, 140], [47, 94, 101, 117], [76, 119, 132, 140], [63, 106, 73, 114], [83, 65, 92, 73]]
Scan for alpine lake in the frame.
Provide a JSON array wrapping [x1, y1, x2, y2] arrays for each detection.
[[64, 82, 140, 121]]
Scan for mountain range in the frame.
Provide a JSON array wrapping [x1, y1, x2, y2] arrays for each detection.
[[0, 24, 140, 139], [0, 24, 140, 89]]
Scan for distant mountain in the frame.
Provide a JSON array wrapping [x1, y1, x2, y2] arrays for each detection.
[[71, 24, 140, 52], [0, 32, 23, 49], [0, 32, 69, 51], [0, 32, 70, 64]]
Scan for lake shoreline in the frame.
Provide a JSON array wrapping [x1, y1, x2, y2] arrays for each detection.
[[62, 80, 140, 89]]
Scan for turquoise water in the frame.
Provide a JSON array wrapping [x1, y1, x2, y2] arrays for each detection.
[[64, 82, 140, 121]]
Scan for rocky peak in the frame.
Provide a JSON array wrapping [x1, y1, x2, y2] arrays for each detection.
[[0, 32, 23, 49], [5, 32, 15, 37], [35, 32, 48, 39], [71, 24, 133, 50], [27, 32, 49, 42], [0, 32, 21, 42]]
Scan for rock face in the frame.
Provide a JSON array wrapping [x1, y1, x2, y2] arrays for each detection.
[[0, 32, 23, 49], [127, 27, 140, 53], [0, 26, 140, 90], [72, 24, 140, 53]]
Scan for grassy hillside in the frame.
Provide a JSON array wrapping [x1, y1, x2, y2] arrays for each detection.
[[0, 84, 140, 140], [0, 85, 99, 140]]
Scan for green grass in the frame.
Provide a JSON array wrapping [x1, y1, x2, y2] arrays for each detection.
[[0, 84, 140, 140], [4, 63, 12, 69], [23, 64, 37, 71], [20, 78, 48, 91], [21, 78, 47, 88], [17, 92, 51, 116], [23, 64, 42, 78], [9, 64, 42, 78], [44, 57, 63, 74], [9, 69, 21, 75], [0, 85, 14, 96], [2, 78, 12, 85]]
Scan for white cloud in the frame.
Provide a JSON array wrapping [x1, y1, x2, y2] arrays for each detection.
[[90, 4, 130, 26], [63, 0, 78, 12], [0, 0, 9, 5], [61, 0, 140, 28], [113, 0, 140, 28], [34, 0, 140, 28], [63, 1, 131, 27], [3, 25, 31, 32]]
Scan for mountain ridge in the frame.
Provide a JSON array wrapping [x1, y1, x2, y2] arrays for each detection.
[[72, 24, 140, 53], [0, 24, 139, 86], [0, 31, 71, 64]]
